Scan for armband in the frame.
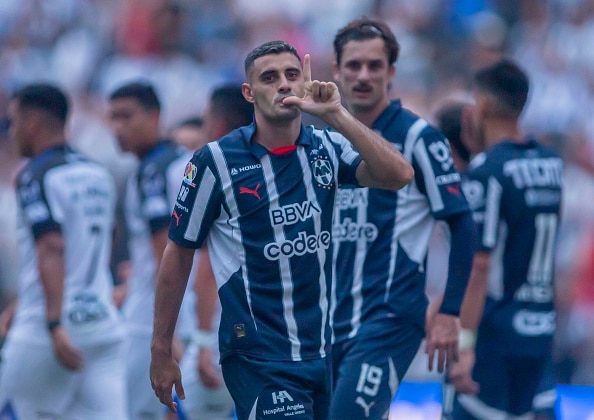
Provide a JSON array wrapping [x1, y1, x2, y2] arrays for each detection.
[[47, 320, 61, 333], [191, 329, 216, 348], [459, 328, 477, 351]]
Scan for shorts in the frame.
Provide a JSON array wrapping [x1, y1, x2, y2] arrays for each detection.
[[221, 353, 331, 420], [330, 318, 424, 420], [452, 332, 548, 419], [178, 340, 234, 419], [0, 336, 127, 419]]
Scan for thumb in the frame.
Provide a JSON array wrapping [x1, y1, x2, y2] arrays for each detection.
[[281, 95, 303, 107]]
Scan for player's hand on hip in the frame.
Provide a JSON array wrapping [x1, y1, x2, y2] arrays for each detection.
[[50, 326, 84, 371], [198, 347, 223, 388], [282, 54, 342, 118], [448, 349, 479, 395], [150, 350, 185, 413], [425, 313, 459, 373]]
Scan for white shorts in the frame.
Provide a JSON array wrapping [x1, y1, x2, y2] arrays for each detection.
[[125, 333, 164, 419], [179, 341, 234, 420], [0, 336, 127, 419]]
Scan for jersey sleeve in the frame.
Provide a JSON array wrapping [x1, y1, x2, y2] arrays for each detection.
[[16, 168, 62, 240], [323, 130, 362, 186], [168, 147, 223, 249], [138, 161, 172, 234], [412, 128, 470, 219], [463, 161, 502, 253]]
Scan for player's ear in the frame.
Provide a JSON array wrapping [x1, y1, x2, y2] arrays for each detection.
[[332, 61, 339, 82], [242, 83, 255, 104]]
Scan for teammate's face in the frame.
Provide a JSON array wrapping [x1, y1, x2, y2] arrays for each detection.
[[242, 52, 304, 123], [333, 38, 394, 115], [8, 100, 34, 158], [108, 98, 159, 155]]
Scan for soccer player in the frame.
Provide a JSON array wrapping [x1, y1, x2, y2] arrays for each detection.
[[108, 81, 190, 419], [149, 40, 414, 419], [176, 85, 253, 419], [449, 60, 563, 419], [329, 17, 474, 419], [0, 84, 127, 418]]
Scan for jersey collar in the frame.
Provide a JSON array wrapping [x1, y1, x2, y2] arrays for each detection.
[[372, 100, 402, 133], [244, 122, 312, 159]]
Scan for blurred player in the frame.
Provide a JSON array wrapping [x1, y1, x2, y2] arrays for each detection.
[[108, 81, 189, 419], [149, 40, 414, 419], [0, 83, 127, 418], [450, 59, 563, 419], [175, 85, 253, 419], [329, 17, 474, 419]]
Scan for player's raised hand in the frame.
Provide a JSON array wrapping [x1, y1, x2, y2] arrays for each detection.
[[282, 54, 342, 118]]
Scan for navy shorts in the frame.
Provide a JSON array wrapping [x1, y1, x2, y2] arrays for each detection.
[[221, 353, 331, 420], [452, 332, 549, 419], [330, 318, 424, 420]]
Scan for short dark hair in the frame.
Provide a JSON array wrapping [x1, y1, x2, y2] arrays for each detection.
[[474, 59, 529, 117], [109, 81, 161, 111], [244, 41, 301, 76], [12, 83, 69, 124], [435, 103, 471, 163], [210, 84, 254, 130], [333, 17, 400, 66]]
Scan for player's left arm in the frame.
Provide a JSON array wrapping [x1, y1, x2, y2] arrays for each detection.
[[282, 54, 413, 191]]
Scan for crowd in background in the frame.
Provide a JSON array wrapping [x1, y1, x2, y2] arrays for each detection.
[[1, 0, 594, 387]]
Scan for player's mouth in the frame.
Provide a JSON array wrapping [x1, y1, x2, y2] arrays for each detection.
[[353, 84, 372, 98]]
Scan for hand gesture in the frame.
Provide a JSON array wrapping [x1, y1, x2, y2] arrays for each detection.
[[150, 349, 185, 413], [425, 313, 459, 373], [282, 54, 342, 119], [50, 326, 84, 371]]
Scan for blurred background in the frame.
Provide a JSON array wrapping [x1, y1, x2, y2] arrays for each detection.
[[1, 0, 594, 386]]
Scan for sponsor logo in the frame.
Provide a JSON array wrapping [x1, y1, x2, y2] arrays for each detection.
[[230, 164, 262, 176], [264, 231, 331, 261], [141, 171, 164, 196], [335, 188, 368, 210], [172, 210, 181, 226], [174, 202, 189, 213], [272, 391, 294, 405], [234, 324, 245, 338], [333, 218, 378, 242], [428, 141, 454, 171], [270, 201, 321, 226], [312, 157, 334, 187], [512, 310, 555, 336], [24, 201, 50, 224], [461, 180, 484, 210], [239, 183, 261, 200], [183, 162, 198, 186], [446, 183, 462, 197], [435, 173, 461, 185]]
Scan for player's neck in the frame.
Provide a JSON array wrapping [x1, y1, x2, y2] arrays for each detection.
[[348, 99, 389, 128], [253, 115, 302, 150], [34, 132, 66, 156], [484, 119, 523, 148]]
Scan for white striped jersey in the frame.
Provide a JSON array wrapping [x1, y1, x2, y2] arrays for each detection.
[[463, 138, 562, 356], [12, 145, 124, 347], [168, 123, 361, 362], [122, 140, 189, 335], [331, 101, 470, 343]]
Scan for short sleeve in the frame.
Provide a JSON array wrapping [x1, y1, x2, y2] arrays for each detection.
[[323, 130, 362, 186], [16, 170, 61, 240], [138, 162, 172, 234], [168, 148, 223, 249]]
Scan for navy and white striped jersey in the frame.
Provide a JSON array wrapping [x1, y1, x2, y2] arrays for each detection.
[[122, 140, 189, 335], [463, 138, 563, 356], [12, 145, 124, 347], [331, 100, 470, 344], [168, 122, 361, 362]]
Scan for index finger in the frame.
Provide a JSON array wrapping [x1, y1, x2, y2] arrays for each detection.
[[303, 54, 312, 83]]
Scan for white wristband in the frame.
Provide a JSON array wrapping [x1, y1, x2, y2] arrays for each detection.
[[191, 329, 216, 348], [459, 328, 477, 351]]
